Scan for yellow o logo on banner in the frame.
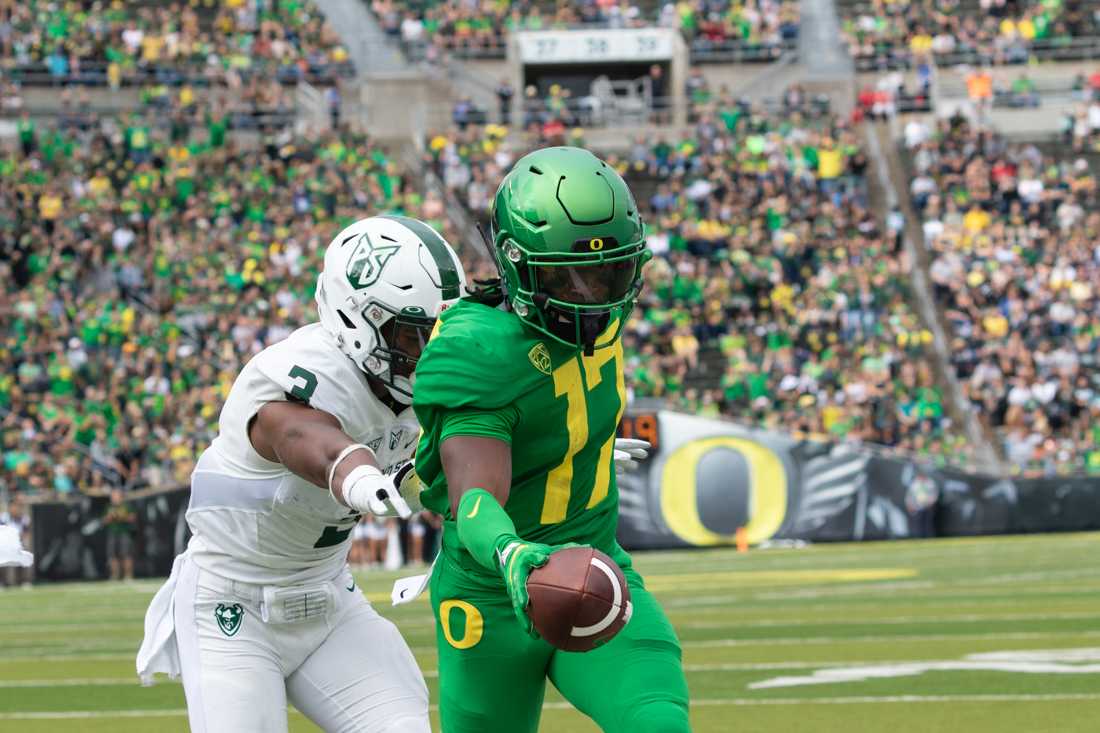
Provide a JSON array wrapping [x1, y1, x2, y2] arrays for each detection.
[[659, 437, 787, 546], [440, 599, 484, 649]]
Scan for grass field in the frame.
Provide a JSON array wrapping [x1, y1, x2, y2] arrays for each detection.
[[2, 533, 1100, 732]]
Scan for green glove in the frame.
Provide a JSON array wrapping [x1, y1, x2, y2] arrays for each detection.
[[497, 540, 551, 636], [453, 488, 578, 637], [497, 540, 581, 638]]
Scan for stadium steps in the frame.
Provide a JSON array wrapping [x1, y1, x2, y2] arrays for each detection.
[[313, 0, 407, 74], [871, 122, 1005, 472]]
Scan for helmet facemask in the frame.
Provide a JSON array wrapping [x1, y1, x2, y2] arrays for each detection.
[[497, 234, 652, 354], [357, 301, 435, 404]]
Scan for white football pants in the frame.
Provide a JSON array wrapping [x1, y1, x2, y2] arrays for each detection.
[[173, 558, 429, 733]]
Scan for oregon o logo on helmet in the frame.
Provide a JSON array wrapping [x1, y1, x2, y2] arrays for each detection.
[[589, 238, 604, 251], [346, 233, 400, 290]]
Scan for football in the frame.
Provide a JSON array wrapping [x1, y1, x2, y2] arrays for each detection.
[[525, 546, 633, 652]]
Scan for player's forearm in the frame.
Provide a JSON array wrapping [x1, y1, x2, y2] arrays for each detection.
[[441, 435, 519, 572], [272, 420, 366, 490], [251, 401, 378, 493], [455, 488, 521, 573]]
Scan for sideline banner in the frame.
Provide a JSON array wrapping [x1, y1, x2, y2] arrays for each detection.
[[615, 410, 1100, 549], [30, 410, 1100, 577], [31, 489, 191, 581]]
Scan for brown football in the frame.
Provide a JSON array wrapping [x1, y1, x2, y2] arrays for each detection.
[[525, 546, 632, 652]]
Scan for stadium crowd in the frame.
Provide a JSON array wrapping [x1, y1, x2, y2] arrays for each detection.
[[374, 0, 800, 60], [0, 93, 468, 511], [426, 90, 973, 466], [0, 0, 352, 85], [840, 0, 1099, 68], [906, 115, 1100, 475]]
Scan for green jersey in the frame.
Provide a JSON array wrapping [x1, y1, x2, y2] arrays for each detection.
[[414, 299, 627, 582]]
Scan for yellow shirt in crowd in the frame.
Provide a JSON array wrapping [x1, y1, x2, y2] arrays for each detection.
[[39, 194, 62, 220], [818, 148, 843, 179]]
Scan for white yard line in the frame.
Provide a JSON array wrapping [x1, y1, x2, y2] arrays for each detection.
[[0, 654, 136, 662], [10, 632, 1100, 663], [682, 630, 1100, 648], [5, 693, 1100, 720], [0, 710, 192, 720], [672, 610, 1100, 630], [0, 678, 138, 687], [683, 693, 1100, 707], [11, 652, 1100, 688]]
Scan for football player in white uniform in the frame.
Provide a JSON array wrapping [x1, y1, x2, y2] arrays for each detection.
[[137, 215, 467, 733]]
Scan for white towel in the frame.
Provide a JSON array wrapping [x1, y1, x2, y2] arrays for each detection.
[[136, 553, 185, 686], [391, 555, 437, 606], [0, 525, 32, 567]]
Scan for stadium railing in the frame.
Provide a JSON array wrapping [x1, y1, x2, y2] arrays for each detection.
[[396, 29, 799, 64], [1, 60, 355, 88], [850, 36, 1100, 71]]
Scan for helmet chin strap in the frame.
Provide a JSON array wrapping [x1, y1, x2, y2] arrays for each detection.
[[386, 375, 415, 405], [579, 313, 607, 356], [362, 355, 414, 408], [539, 297, 610, 354]]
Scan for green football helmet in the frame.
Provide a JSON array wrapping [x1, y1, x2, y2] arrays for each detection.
[[490, 146, 651, 353]]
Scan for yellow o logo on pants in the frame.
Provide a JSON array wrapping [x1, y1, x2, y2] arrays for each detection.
[[440, 599, 484, 649], [659, 437, 788, 546]]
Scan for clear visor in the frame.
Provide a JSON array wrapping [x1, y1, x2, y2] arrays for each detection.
[[533, 260, 638, 305]]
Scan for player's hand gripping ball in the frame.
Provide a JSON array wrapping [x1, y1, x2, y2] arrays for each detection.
[[525, 546, 633, 652]]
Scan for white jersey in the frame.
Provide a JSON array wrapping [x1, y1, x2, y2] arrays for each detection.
[[186, 323, 420, 585]]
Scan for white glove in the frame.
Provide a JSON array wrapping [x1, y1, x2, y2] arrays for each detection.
[[613, 438, 651, 475], [341, 464, 413, 519]]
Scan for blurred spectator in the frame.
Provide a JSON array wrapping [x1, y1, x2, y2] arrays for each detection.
[[325, 83, 342, 129], [0, 0, 352, 87], [906, 116, 1100, 474], [373, 0, 799, 61], [103, 489, 136, 581], [841, 0, 1099, 68], [1008, 73, 1040, 108], [967, 67, 994, 122], [0, 102, 478, 509], [495, 78, 514, 126]]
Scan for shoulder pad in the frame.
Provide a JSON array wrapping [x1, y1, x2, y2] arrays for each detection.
[[250, 325, 364, 426], [414, 301, 557, 411]]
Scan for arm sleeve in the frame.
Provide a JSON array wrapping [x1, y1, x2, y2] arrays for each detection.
[[455, 488, 519, 574]]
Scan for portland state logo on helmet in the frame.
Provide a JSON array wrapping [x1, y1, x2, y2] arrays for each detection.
[[490, 146, 652, 353], [345, 232, 400, 290]]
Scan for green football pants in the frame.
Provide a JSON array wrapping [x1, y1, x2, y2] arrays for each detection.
[[429, 553, 691, 733]]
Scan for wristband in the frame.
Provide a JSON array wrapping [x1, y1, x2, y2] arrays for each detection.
[[327, 443, 372, 502]]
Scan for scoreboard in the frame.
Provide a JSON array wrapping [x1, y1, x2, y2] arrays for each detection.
[[515, 28, 676, 65], [508, 27, 688, 128]]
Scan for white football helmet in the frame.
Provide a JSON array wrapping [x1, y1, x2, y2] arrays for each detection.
[[316, 215, 467, 404]]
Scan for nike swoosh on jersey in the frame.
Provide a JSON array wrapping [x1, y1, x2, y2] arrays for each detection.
[[466, 495, 483, 519], [347, 581, 356, 592]]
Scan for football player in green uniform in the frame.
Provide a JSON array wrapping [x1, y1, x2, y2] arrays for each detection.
[[411, 146, 691, 733]]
